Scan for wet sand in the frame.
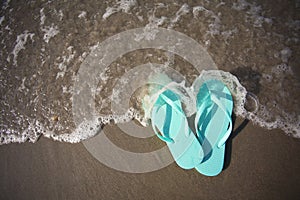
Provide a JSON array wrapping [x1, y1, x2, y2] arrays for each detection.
[[1, 121, 300, 200]]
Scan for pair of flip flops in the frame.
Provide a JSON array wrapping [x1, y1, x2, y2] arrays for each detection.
[[151, 79, 233, 176]]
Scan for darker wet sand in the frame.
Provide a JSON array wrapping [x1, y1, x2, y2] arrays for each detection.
[[0, 121, 300, 200]]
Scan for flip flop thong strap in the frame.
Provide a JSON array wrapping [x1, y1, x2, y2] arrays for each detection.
[[151, 105, 175, 143], [159, 93, 185, 117], [195, 91, 232, 148], [210, 95, 232, 148], [151, 90, 190, 143], [210, 89, 232, 101], [160, 93, 190, 137], [195, 98, 212, 142]]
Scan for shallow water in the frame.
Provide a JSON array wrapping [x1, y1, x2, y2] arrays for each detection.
[[0, 0, 299, 144]]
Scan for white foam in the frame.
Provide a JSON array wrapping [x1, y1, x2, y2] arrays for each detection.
[[169, 3, 190, 28], [41, 24, 59, 43], [232, 0, 272, 27], [55, 46, 76, 79], [11, 30, 35, 65], [56, 9, 64, 21], [192, 5, 238, 43], [132, 3, 238, 45], [40, 8, 46, 25], [78, 11, 87, 19], [18, 77, 27, 92], [134, 8, 164, 41], [0, 118, 43, 145], [43, 108, 136, 143], [135, 3, 232, 42], [102, 0, 137, 20]]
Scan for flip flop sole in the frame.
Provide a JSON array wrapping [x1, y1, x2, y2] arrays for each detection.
[[152, 90, 204, 169], [195, 80, 233, 176]]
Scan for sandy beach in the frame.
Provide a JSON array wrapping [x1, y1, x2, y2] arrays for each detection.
[[1, 120, 300, 199]]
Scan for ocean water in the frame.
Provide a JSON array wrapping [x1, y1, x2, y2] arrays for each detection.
[[0, 0, 299, 144]]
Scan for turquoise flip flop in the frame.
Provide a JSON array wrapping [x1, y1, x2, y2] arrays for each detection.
[[194, 79, 233, 176], [151, 89, 204, 169]]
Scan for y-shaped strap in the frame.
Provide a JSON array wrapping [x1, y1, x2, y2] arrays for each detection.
[[195, 90, 232, 148], [195, 97, 212, 142], [210, 94, 232, 148], [151, 104, 175, 143], [159, 93, 184, 117], [151, 92, 188, 143]]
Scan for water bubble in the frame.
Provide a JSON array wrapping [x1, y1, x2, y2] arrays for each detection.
[[244, 92, 259, 113]]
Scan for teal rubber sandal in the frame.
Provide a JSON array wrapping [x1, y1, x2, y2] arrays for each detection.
[[194, 79, 233, 176], [151, 89, 204, 169]]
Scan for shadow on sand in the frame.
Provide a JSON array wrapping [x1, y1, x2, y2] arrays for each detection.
[[223, 115, 249, 170]]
